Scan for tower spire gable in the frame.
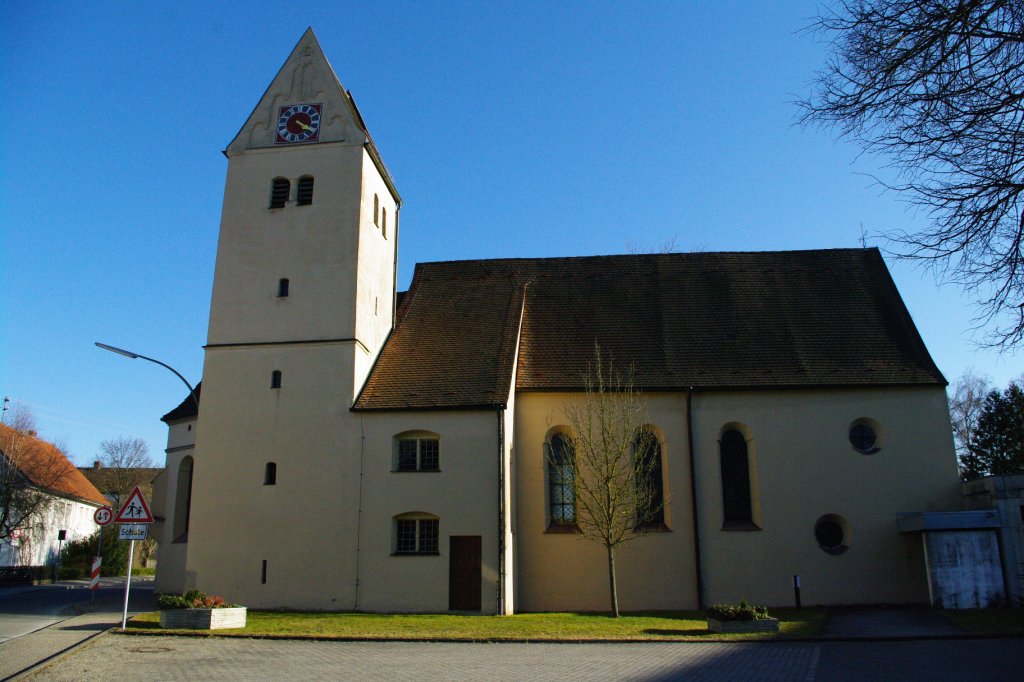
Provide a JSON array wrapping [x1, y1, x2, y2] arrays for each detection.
[[227, 28, 363, 155]]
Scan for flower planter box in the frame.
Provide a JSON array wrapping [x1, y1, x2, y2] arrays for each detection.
[[160, 607, 247, 630], [707, 617, 779, 633]]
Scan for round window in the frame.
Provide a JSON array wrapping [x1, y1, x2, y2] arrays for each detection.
[[814, 514, 850, 555], [848, 418, 882, 454]]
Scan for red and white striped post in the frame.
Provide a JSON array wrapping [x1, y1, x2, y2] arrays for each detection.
[[90, 556, 101, 590]]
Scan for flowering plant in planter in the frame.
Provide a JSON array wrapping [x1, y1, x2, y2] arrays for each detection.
[[157, 590, 246, 630], [157, 591, 238, 609]]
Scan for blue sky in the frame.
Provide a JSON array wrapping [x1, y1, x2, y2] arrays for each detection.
[[2, 1, 1020, 466]]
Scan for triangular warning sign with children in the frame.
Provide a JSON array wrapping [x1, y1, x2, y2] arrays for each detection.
[[113, 486, 154, 524]]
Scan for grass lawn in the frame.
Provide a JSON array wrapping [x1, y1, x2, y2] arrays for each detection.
[[125, 608, 825, 641], [943, 608, 1024, 635]]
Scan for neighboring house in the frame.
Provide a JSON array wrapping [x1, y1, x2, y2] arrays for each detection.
[[0, 424, 107, 569], [78, 463, 162, 511], [152, 29, 963, 612]]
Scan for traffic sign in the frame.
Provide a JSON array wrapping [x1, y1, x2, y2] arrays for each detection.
[[94, 506, 113, 526], [118, 524, 148, 541], [113, 487, 154, 524]]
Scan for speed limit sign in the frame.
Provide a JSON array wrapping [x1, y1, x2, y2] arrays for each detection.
[[94, 506, 113, 526]]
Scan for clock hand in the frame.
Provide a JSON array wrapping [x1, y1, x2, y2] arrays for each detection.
[[294, 120, 312, 131]]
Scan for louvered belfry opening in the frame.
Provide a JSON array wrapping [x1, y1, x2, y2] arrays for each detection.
[[269, 178, 290, 208], [296, 176, 314, 205]]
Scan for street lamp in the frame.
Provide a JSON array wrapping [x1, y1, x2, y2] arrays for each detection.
[[94, 342, 199, 410]]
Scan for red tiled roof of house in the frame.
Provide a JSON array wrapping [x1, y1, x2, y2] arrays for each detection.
[[0, 424, 109, 506], [353, 248, 945, 410]]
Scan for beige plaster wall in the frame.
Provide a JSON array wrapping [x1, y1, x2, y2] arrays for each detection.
[[184, 344, 363, 609], [692, 386, 960, 607], [514, 392, 698, 612], [354, 410, 502, 613], [513, 386, 959, 611]]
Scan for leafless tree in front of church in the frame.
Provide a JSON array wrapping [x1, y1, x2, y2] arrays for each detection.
[[550, 346, 665, 617]]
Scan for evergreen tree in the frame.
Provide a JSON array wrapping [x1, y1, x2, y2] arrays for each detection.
[[966, 382, 1024, 479]]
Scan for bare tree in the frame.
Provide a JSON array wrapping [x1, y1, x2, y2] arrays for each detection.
[[949, 371, 992, 479], [799, 0, 1024, 347], [0, 405, 78, 543], [551, 346, 664, 617], [96, 437, 153, 512]]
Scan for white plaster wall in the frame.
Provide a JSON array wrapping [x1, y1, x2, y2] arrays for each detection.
[[153, 417, 195, 594], [185, 343, 363, 609], [0, 495, 99, 568], [355, 410, 501, 613]]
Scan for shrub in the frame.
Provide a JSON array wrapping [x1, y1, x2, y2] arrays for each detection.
[[706, 600, 771, 621], [157, 590, 238, 609], [59, 530, 131, 576]]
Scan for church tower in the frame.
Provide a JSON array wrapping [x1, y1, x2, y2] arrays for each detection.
[[183, 29, 400, 608]]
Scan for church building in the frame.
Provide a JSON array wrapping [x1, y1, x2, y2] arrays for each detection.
[[151, 29, 962, 613]]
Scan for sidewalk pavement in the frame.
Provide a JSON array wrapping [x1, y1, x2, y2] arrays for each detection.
[[0, 609, 122, 681]]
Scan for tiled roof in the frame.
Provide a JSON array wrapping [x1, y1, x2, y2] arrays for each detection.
[[354, 249, 945, 410], [161, 382, 201, 423], [0, 424, 109, 506]]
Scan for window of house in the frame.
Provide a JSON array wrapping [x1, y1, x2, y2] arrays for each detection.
[[547, 433, 575, 527], [296, 175, 314, 205], [394, 515, 439, 554], [395, 434, 440, 471], [382, 207, 387, 238], [270, 370, 282, 389], [373, 194, 380, 226], [264, 462, 277, 485], [277, 278, 289, 298], [634, 429, 665, 527], [720, 429, 754, 528], [270, 178, 290, 208]]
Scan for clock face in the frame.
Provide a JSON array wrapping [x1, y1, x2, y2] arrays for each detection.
[[275, 103, 322, 144]]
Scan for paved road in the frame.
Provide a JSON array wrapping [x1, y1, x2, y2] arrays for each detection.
[[0, 579, 147, 644], [19, 635, 1024, 681]]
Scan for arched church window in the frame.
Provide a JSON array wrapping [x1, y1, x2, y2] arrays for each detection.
[[296, 176, 314, 205], [634, 428, 665, 527], [720, 429, 754, 527], [270, 370, 282, 389], [381, 207, 387, 238], [373, 194, 380, 226], [270, 178, 290, 209], [546, 433, 575, 528], [173, 456, 194, 542]]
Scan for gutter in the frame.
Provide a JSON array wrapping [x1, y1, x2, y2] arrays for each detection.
[[686, 389, 704, 610]]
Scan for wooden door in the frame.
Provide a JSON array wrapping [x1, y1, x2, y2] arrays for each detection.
[[448, 535, 482, 611]]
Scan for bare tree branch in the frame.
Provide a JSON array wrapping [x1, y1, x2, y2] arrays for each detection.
[[799, 0, 1024, 347]]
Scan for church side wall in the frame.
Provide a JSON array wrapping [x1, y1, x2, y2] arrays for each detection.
[[514, 392, 698, 612], [153, 418, 195, 594], [356, 410, 502, 613], [694, 385, 960, 607]]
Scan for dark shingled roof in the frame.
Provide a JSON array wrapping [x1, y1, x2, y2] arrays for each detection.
[[353, 248, 945, 411], [161, 382, 201, 423]]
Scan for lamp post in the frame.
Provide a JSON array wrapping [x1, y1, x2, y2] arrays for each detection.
[[94, 341, 198, 627], [94, 342, 199, 410]]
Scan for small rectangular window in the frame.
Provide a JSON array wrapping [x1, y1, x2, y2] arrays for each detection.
[[264, 462, 277, 485], [271, 370, 282, 389], [395, 518, 439, 554], [261, 559, 267, 584], [396, 438, 439, 472], [278, 278, 289, 297]]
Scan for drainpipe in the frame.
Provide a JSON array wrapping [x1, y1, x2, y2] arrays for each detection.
[[686, 389, 705, 609], [497, 409, 506, 615]]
